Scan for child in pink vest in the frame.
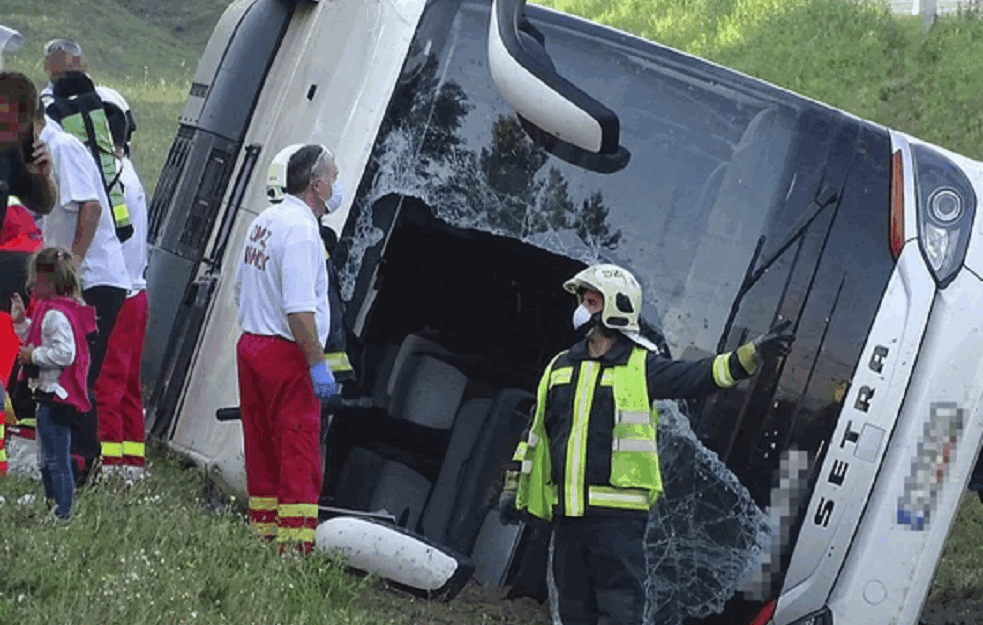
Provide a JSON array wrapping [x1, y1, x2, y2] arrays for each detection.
[[11, 248, 96, 520]]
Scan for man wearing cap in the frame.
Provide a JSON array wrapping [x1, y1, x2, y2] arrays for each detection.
[[234, 144, 339, 553], [499, 263, 795, 625], [40, 38, 88, 107]]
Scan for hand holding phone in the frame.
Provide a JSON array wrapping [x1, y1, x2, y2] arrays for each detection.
[[21, 126, 35, 164], [25, 138, 51, 177]]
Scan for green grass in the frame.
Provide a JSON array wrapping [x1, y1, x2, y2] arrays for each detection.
[[0, 0, 225, 194], [539, 0, 983, 161], [928, 493, 983, 603], [0, 449, 386, 625], [0, 448, 548, 625]]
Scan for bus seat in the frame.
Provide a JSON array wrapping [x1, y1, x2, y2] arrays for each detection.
[[420, 397, 495, 544], [335, 447, 432, 530], [387, 335, 468, 430], [445, 388, 534, 555], [471, 508, 524, 586]]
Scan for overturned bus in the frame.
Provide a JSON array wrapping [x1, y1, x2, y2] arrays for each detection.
[[143, 1, 983, 623]]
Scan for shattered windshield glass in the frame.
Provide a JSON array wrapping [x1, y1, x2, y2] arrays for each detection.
[[645, 402, 771, 624], [336, 2, 867, 623], [338, 4, 805, 366]]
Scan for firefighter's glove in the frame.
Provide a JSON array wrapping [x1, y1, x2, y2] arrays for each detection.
[[749, 319, 795, 373], [498, 490, 522, 525], [310, 361, 338, 401]]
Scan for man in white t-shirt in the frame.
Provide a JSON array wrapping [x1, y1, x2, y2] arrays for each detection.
[[37, 113, 130, 484], [235, 144, 338, 554], [91, 87, 148, 479]]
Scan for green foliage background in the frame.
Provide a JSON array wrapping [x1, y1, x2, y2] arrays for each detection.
[[540, 0, 983, 161]]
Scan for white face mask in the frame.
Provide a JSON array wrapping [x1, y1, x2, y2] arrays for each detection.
[[326, 180, 344, 214], [572, 304, 593, 330]]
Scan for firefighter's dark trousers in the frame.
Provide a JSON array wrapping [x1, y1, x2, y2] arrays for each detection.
[[551, 514, 646, 625]]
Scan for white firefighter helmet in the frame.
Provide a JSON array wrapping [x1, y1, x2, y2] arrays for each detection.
[[266, 143, 306, 202], [563, 263, 642, 334]]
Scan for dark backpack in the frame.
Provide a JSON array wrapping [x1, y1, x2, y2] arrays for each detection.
[[45, 72, 133, 242]]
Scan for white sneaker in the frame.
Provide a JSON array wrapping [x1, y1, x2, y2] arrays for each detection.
[[99, 465, 124, 480], [122, 465, 148, 484], [16, 494, 36, 506]]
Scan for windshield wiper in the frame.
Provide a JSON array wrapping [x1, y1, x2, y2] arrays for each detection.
[[717, 184, 839, 352]]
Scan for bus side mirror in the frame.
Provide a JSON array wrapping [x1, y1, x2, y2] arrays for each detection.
[[488, 0, 630, 173]]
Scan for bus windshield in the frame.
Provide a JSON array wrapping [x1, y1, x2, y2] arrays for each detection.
[[339, 1, 895, 622]]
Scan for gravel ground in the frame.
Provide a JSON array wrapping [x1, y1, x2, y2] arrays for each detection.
[[367, 580, 551, 625]]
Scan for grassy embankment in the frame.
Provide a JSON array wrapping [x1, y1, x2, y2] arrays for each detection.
[[0, 0, 228, 193], [1, 0, 982, 622]]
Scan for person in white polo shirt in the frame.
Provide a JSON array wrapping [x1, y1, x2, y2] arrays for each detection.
[[92, 86, 148, 479], [235, 144, 338, 554], [37, 111, 130, 485]]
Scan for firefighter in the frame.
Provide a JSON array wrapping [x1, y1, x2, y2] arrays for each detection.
[[235, 144, 339, 553], [500, 263, 794, 625]]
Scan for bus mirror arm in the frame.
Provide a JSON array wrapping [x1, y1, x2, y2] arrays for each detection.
[[489, 0, 631, 173]]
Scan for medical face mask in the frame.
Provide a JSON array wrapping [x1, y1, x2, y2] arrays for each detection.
[[326, 180, 344, 214], [572, 304, 593, 330]]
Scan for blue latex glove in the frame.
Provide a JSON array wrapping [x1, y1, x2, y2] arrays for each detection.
[[309, 361, 337, 400]]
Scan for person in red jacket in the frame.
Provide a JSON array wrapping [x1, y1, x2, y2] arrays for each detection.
[[12, 248, 96, 519], [0, 307, 17, 476]]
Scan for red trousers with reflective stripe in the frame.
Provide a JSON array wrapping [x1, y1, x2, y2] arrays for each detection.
[[236, 333, 321, 551], [95, 291, 148, 467]]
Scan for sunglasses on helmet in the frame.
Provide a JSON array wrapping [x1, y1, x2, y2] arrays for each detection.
[[43, 38, 82, 57]]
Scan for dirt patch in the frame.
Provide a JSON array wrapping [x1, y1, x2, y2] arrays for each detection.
[[920, 599, 983, 625], [365, 580, 551, 625]]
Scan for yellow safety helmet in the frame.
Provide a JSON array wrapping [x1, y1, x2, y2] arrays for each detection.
[[265, 143, 306, 202], [563, 263, 642, 333]]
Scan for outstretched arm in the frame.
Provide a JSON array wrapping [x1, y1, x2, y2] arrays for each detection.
[[647, 320, 795, 399]]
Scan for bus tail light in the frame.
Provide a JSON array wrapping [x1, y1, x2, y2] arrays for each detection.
[[890, 149, 905, 259], [748, 599, 776, 625]]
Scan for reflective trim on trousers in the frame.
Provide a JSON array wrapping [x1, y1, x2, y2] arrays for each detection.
[[278, 503, 318, 519], [275, 526, 316, 544], [122, 441, 145, 458], [251, 521, 277, 539], [101, 441, 123, 456], [249, 496, 278, 511]]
